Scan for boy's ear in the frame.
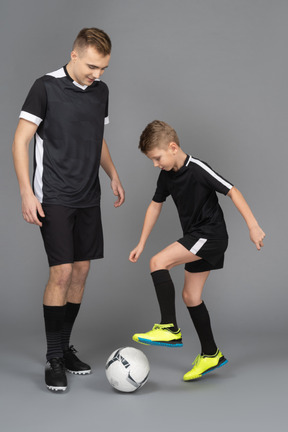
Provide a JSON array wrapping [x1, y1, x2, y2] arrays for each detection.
[[169, 141, 178, 153]]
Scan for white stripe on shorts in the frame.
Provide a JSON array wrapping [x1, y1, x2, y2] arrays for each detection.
[[190, 238, 207, 255]]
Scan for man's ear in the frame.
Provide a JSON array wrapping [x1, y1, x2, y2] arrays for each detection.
[[70, 50, 78, 62]]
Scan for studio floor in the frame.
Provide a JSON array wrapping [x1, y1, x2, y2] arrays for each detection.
[[1, 330, 286, 432]]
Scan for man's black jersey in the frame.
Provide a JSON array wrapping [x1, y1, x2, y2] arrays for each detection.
[[152, 154, 233, 239], [20, 66, 109, 208]]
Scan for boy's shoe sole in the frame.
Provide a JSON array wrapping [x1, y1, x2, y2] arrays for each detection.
[[132, 323, 183, 348], [134, 336, 183, 347]]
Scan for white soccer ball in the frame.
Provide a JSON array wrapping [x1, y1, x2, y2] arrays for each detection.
[[105, 347, 150, 393]]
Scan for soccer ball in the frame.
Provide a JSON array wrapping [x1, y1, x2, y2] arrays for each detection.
[[105, 347, 150, 393]]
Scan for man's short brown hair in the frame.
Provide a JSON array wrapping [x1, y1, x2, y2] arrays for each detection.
[[73, 28, 112, 56], [139, 120, 180, 154]]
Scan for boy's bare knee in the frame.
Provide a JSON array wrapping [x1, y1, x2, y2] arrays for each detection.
[[150, 254, 167, 272], [182, 289, 202, 307]]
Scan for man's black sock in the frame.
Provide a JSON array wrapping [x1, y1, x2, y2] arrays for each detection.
[[151, 269, 178, 331], [187, 302, 217, 355], [61, 302, 81, 351], [43, 305, 66, 361]]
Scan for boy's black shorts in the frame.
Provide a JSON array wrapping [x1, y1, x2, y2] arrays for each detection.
[[39, 204, 104, 267], [177, 234, 228, 273]]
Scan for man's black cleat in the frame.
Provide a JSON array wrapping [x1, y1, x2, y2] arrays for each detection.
[[45, 358, 67, 392], [64, 345, 92, 375]]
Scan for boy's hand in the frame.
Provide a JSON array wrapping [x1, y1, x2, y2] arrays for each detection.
[[129, 244, 144, 263], [249, 225, 265, 250]]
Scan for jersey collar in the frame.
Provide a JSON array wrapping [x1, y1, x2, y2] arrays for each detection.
[[63, 65, 99, 90]]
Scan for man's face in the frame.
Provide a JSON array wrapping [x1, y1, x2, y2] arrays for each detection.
[[146, 144, 177, 171], [69, 46, 110, 86]]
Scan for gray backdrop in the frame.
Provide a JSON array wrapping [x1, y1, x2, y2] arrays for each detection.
[[1, 0, 287, 431]]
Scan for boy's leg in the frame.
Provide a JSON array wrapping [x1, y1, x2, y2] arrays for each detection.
[[133, 242, 201, 347], [182, 270, 217, 354], [150, 241, 202, 327], [182, 270, 228, 381]]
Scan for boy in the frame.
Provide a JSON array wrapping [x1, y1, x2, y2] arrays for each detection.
[[12, 28, 125, 392], [129, 120, 265, 381]]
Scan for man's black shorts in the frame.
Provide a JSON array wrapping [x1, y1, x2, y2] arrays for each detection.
[[177, 234, 228, 273], [39, 205, 104, 267]]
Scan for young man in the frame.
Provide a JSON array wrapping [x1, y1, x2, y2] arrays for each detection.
[[12, 28, 125, 392], [129, 120, 265, 381]]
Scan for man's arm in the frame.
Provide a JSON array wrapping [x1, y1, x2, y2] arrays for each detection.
[[227, 186, 265, 250], [129, 200, 163, 262], [100, 138, 125, 208], [12, 119, 45, 226]]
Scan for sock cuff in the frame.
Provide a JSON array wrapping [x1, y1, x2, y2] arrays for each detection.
[[187, 301, 207, 316], [43, 304, 66, 320], [151, 269, 172, 285], [65, 302, 81, 322]]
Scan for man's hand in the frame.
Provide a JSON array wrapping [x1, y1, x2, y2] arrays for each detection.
[[111, 179, 125, 208], [22, 193, 45, 227]]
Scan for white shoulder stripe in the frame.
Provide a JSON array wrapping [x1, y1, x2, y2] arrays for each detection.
[[20, 111, 42, 126], [186, 156, 233, 190], [105, 116, 110, 125], [46, 67, 66, 78]]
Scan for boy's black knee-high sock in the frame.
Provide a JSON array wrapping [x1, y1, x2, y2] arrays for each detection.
[[151, 269, 178, 331], [43, 305, 66, 361], [187, 302, 217, 355], [61, 302, 81, 351]]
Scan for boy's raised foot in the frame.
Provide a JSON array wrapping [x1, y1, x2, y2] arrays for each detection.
[[132, 323, 183, 347], [183, 349, 228, 381]]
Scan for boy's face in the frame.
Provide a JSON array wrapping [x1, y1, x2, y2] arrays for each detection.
[[146, 143, 178, 171], [69, 46, 110, 86]]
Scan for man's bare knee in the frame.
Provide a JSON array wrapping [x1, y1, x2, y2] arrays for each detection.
[[49, 264, 73, 289], [72, 261, 90, 284]]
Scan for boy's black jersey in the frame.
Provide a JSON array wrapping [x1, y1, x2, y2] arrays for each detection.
[[20, 66, 109, 208], [152, 154, 233, 239]]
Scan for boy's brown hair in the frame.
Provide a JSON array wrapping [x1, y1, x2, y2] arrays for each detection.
[[73, 28, 112, 56], [139, 120, 180, 154]]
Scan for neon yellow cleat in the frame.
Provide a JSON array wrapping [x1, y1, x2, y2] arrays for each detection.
[[132, 323, 183, 347], [183, 349, 228, 381]]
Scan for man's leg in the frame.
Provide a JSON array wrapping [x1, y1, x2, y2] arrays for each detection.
[[43, 264, 73, 359], [61, 260, 90, 351], [62, 261, 92, 375], [43, 264, 73, 391]]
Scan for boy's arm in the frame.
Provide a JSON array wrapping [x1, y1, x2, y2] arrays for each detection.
[[100, 138, 125, 208], [12, 119, 45, 227], [227, 186, 265, 250], [129, 200, 163, 262]]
